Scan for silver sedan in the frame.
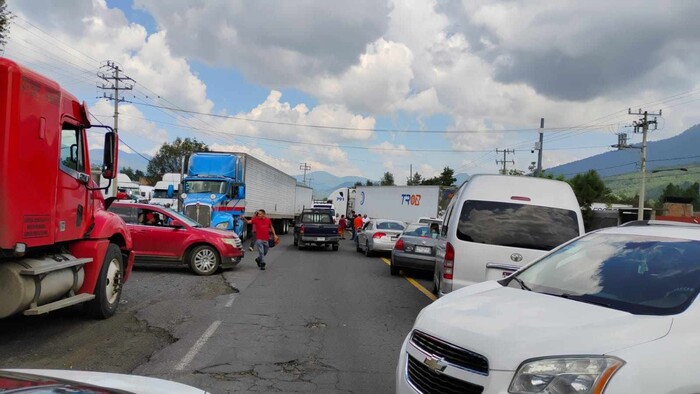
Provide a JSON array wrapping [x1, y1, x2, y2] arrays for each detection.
[[356, 219, 406, 257]]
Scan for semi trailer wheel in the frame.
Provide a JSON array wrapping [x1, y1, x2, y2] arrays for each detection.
[[86, 244, 124, 319]]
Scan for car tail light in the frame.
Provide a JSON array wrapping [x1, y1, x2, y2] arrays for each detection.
[[394, 239, 404, 251], [443, 242, 455, 280], [373, 232, 386, 239], [300, 225, 304, 234]]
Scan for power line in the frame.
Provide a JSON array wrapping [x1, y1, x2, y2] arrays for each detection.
[[130, 101, 618, 135]]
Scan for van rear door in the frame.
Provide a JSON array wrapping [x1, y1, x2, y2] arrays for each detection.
[[452, 200, 581, 286]]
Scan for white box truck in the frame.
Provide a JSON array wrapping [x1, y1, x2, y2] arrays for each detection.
[[354, 185, 440, 223], [150, 173, 181, 207]]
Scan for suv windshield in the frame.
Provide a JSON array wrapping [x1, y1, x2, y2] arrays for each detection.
[[163, 207, 203, 228], [512, 233, 700, 316], [184, 180, 227, 194], [457, 200, 579, 251]]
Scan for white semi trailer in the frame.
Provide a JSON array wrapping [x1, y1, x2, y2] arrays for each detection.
[[353, 185, 440, 223]]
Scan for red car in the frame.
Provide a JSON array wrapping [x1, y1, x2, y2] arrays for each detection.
[[109, 202, 243, 275]]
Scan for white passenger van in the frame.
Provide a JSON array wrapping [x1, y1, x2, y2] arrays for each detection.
[[434, 174, 584, 296]]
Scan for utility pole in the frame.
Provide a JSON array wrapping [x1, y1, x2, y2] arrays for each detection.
[[536, 118, 544, 176], [299, 163, 311, 185], [98, 61, 134, 197], [628, 108, 661, 220], [496, 149, 515, 175], [408, 164, 413, 185]]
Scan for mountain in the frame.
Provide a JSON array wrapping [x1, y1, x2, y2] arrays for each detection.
[[295, 171, 471, 199], [89, 150, 151, 172], [546, 124, 700, 177]]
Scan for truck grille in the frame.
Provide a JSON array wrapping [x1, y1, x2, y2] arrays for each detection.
[[185, 204, 212, 227], [407, 355, 484, 394], [411, 330, 489, 375]]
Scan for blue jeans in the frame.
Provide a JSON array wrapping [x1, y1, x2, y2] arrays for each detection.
[[351, 227, 357, 240], [255, 239, 269, 264]]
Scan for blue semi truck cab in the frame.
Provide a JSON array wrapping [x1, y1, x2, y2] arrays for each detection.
[[181, 152, 247, 236]]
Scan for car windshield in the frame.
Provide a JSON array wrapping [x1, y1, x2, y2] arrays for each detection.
[[457, 200, 580, 251], [162, 207, 203, 228], [511, 233, 700, 316], [183, 180, 227, 194], [403, 224, 431, 237], [376, 222, 405, 231]]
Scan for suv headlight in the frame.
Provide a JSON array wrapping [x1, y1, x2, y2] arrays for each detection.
[[222, 238, 238, 246], [216, 222, 229, 229], [509, 356, 624, 394]]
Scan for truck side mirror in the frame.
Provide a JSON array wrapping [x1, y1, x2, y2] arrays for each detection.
[[167, 184, 174, 198], [237, 185, 245, 199], [102, 131, 117, 179]]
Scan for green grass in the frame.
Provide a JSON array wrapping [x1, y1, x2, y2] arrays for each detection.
[[604, 164, 700, 202]]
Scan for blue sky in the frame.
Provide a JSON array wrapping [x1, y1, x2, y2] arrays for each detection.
[[5, 0, 700, 182]]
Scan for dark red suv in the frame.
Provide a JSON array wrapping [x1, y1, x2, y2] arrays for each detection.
[[109, 202, 244, 275]]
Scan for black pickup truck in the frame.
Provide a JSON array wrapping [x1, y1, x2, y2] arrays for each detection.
[[293, 209, 340, 251]]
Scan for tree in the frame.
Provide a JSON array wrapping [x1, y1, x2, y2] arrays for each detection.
[[122, 167, 146, 183], [656, 182, 700, 211], [507, 169, 525, 176], [407, 172, 423, 186], [146, 137, 208, 183], [365, 179, 374, 186], [422, 166, 457, 186], [353, 181, 363, 187], [380, 171, 395, 186], [0, 0, 12, 49], [567, 170, 610, 229]]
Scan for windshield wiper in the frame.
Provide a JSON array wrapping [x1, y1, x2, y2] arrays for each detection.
[[548, 293, 612, 308], [510, 277, 531, 291]]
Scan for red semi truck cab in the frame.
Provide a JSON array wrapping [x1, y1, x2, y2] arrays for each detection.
[[0, 57, 135, 319]]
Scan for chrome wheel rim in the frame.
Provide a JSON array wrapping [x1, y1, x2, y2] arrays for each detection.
[[105, 258, 122, 305], [194, 249, 217, 272]]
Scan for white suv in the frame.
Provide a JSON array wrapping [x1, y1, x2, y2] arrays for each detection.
[[398, 222, 700, 393]]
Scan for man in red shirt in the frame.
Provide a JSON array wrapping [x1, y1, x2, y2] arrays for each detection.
[[243, 209, 278, 270]]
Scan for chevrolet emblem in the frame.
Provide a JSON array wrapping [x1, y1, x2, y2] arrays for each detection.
[[423, 356, 448, 373]]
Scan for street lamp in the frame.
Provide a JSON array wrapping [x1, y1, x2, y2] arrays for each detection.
[[651, 168, 688, 174]]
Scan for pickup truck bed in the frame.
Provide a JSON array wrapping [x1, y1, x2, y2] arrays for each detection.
[[293, 210, 340, 251]]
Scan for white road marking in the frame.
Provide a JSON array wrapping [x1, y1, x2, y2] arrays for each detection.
[[225, 294, 237, 307], [175, 320, 221, 371]]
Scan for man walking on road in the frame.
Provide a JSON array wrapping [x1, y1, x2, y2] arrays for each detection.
[[352, 214, 363, 242], [242, 209, 278, 270], [338, 215, 347, 239]]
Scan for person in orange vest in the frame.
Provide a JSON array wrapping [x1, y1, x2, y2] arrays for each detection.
[[352, 214, 363, 241]]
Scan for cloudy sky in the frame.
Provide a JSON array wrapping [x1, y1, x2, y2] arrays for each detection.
[[4, 0, 700, 183]]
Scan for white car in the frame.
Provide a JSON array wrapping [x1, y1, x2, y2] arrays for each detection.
[[397, 222, 700, 394]]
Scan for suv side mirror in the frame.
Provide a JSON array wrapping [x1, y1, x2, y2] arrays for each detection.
[[102, 131, 117, 179], [170, 219, 184, 228]]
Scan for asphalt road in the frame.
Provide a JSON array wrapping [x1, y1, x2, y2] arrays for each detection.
[[0, 234, 435, 393]]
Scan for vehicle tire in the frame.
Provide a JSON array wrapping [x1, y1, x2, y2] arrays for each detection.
[[332, 243, 339, 251], [298, 240, 305, 250], [390, 259, 400, 276], [85, 244, 124, 319], [355, 240, 362, 252], [240, 226, 248, 242], [364, 241, 373, 257], [433, 273, 441, 295], [189, 245, 220, 276]]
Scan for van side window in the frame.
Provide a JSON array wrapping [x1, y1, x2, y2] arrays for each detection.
[[59, 125, 85, 173], [441, 198, 456, 237]]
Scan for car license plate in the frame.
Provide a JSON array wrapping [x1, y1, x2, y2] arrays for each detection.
[[415, 246, 431, 254], [316, 237, 326, 241]]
